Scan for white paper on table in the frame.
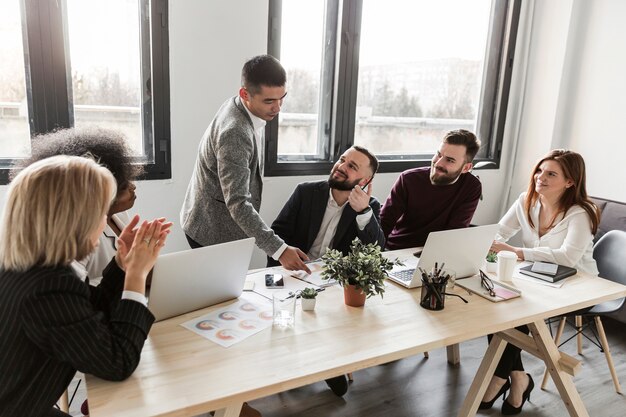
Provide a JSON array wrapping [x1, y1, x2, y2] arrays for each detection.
[[288, 261, 338, 287], [180, 292, 272, 348], [247, 269, 316, 300]]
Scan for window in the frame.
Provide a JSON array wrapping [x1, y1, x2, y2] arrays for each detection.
[[266, 0, 520, 175], [0, 0, 170, 184], [0, 0, 31, 159]]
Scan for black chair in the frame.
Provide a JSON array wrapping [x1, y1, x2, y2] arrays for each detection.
[[541, 230, 626, 393]]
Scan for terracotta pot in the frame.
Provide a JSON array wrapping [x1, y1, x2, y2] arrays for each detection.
[[343, 284, 366, 307]]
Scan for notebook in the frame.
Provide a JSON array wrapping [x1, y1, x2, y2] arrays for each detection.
[[386, 224, 499, 288], [457, 275, 522, 302], [518, 263, 577, 283], [148, 238, 255, 321]]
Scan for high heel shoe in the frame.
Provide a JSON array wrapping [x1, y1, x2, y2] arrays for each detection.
[[502, 373, 535, 415], [478, 379, 511, 410]]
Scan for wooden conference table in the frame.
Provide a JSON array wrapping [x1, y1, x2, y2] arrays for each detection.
[[86, 248, 626, 417]]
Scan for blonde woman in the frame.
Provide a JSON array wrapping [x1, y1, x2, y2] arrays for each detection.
[[0, 156, 169, 417]]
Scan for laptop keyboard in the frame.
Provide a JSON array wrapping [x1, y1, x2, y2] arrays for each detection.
[[390, 269, 415, 282]]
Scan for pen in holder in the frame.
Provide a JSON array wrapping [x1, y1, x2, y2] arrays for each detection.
[[418, 264, 451, 311]]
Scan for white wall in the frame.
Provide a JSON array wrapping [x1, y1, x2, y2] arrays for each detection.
[[555, 0, 626, 201], [504, 0, 626, 205], [1, 0, 624, 268]]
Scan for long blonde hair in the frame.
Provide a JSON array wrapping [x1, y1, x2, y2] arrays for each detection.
[[0, 156, 116, 271]]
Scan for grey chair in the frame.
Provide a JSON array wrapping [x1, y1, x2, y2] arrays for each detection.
[[541, 230, 626, 393]]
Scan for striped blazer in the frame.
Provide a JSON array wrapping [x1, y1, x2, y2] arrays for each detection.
[[0, 259, 154, 417]]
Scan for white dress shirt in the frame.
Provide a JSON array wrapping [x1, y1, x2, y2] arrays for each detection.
[[241, 102, 288, 261], [75, 211, 131, 285], [496, 192, 598, 275], [307, 190, 373, 259]]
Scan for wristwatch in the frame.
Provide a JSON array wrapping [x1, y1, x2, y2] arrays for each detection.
[[358, 206, 372, 215]]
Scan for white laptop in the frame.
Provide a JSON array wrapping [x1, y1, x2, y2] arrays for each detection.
[[148, 238, 255, 321], [387, 224, 499, 288]]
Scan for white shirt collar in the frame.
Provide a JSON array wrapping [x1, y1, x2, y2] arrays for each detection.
[[328, 188, 348, 208], [240, 97, 267, 132]]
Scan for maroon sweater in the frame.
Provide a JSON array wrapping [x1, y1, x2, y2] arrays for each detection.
[[380, 167, 482, 250]]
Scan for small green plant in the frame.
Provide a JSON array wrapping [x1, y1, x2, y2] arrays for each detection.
[[300, 287, 318, 299], [321, 238, 402, 299], [486, 250, 498, 263]]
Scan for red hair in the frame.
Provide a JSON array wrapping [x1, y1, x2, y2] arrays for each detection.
[[524, 150, 600, 234]]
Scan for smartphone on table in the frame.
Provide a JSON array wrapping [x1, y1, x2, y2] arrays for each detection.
[[265, 273, 284, 288]]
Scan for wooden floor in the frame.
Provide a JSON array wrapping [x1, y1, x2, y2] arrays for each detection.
[[67, 318, 626, 417]]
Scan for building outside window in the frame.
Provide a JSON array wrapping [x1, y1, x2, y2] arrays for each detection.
[[266, 0, 520, 175], [0, 0, 170, 184]]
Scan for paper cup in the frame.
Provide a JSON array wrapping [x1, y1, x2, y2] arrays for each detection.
[[497, 251, 517, 282]]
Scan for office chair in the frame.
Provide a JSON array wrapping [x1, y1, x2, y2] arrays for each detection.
[[541, 230, 626, 393]]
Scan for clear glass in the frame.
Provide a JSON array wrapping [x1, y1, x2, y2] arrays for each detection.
[[354, 0, 491, 157], [66, 0, 144, 154], [276, 0, 324, 156], [272, 290, 296, 329], [0, 0, 31, 158]]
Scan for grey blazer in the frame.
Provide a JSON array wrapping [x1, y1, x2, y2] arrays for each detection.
[[181, 96, 284, 255]]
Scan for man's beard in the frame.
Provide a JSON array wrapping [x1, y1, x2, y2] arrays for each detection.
[[430, 163, 464, 185], [328, 170, 362, 191]]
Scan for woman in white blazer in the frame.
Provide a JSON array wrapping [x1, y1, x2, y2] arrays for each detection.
[[481, 149, 601, 415]]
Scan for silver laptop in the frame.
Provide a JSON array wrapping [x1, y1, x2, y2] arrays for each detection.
[[148, 238, 255, 321], [387, 224, 499, 288]]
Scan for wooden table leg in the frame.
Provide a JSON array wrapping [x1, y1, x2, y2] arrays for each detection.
[[457, 334, 507, 417], [214, 402, 243, 417], [541, 317, 566, 389], [529, 320, 590, 417], [447, 343, 460, 365], [575, 315, 583, 354]]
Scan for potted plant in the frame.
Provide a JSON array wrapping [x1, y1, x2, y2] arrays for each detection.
[[485, 250, 498, 273], [300, 287, 318, 311], [321, 238, 402, 307]]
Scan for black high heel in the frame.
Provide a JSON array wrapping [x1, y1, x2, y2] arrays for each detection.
[[502, 373, 535, 415], [478, 379, 511, 410]]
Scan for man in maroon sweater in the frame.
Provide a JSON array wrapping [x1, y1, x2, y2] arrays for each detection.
[[380, 129, 482, 250]]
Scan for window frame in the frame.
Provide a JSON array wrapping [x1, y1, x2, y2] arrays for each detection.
[[265, 0, 521, 176], [0, 0, 171, 184]]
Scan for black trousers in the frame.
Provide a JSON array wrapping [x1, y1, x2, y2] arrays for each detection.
[[185, 233, 204, 249], [488, 325, 530, 379]]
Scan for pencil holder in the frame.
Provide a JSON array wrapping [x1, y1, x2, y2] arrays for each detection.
[[420, 281, 447, 311]]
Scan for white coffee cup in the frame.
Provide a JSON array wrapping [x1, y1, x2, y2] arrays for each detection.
[[497, 251, 517, 282]]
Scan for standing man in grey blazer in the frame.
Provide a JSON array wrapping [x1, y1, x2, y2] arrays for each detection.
[[181, 55, 310, 274]]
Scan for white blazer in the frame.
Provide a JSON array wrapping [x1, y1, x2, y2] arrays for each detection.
[[77, 212, 131, 285]]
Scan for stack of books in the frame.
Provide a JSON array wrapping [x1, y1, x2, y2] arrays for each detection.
[[519, 261, 577, 283]]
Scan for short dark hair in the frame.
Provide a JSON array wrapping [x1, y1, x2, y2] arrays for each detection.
[[351, 145, 379, 176], [442, 129, 481, 162], [241, 54, 287, 95], [11, 127, 142, 190]]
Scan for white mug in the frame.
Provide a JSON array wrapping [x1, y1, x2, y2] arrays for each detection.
[[497, 251, 517, 282]]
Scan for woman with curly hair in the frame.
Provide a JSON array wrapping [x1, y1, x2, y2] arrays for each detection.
[[12, 127, 145, 285]]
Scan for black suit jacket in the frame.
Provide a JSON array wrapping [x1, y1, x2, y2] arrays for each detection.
[[0, 259, 154, 417], [268, 181, 385, 266]]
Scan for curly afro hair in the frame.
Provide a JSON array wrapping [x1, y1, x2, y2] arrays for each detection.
[[11, 127, 143, 191]]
